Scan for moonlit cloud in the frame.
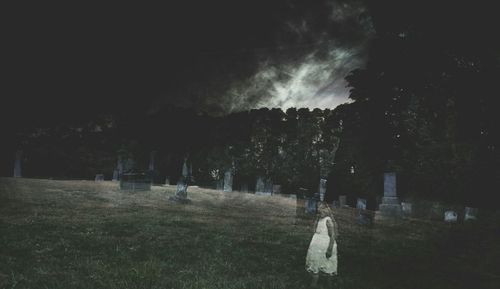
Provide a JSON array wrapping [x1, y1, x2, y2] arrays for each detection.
[[219, 0, 374, 113]]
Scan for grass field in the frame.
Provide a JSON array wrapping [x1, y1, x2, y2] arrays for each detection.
[[1, 177, 499, 289]]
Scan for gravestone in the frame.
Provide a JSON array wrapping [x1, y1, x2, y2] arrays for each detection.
[[356, 210, 373, 225], [182, 158, 189, 179], [332, 200, 340, 208], [318, 179, 327, 201], [356, 198, 367, 210], [120, 173, 151, 191], [169, 177, 191, 204], [165, 177, 170, 185], [464, 207, 478, 221], [223, 169, 233, 192], [95, 174, 105, 181], [112, 169, 119, 181], [13, 150, 22, 178], [305, 198, 317, 214], [444, 210, 458, 222], [401, 202, 413, 218], [148, 151, 156, 171], [375, 172, 402, 220], [255, 177, 272, 196], [272, 185, 282, 194], [339, 195, 347, 207]]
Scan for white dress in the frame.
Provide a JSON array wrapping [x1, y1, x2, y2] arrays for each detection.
[[305, 216, 338, 275]]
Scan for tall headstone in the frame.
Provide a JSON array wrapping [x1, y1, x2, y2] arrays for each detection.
[[165, 177, 170, 186], [223, 169, 233, 192], [112, 156, 124, 181], [112, 169, 119, 181], [13, 150, 22, 178], [318, 179, 327, 201], [182, 159, 189, 179], [148, 151, 156, 171], [375, 172, 402, 220]]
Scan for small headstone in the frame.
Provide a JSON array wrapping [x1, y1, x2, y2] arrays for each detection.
[[464, 207, 478, 221], [339, 195, 347, 207], [305, 198, 317, 214], [119, 173, 151, 191], [319, 178, 327, 201], [272, 185, 282, 194], [255, 177, 272, 195], [223, 169, 233, 192], [356, 198, 367, 210], [444, 210, 458, 222], [13, 150, 22, 178], [95, 174, 105, 181], [169, 178, 191, 204], [401, 202, 413, 218], [356, 210, 373, 225]]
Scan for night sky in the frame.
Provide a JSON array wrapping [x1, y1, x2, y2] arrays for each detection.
[[2, 1, 499, 128]]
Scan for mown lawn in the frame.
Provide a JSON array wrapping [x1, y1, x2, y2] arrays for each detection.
[[1, 177, 499, 289]]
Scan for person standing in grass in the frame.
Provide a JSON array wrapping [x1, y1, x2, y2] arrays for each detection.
[[305, 202, 338, 287]]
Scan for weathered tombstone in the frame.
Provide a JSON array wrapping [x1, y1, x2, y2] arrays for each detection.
[[223, 169, 233, 192], [356, 210, 373, 225], [375, 172, 402, 220], [112, 169, 119, 181], [148, 151, 156, 171], [305, 197, 317, 214], [182, 159, 189, 179], [339, 195, 347, 207], [318, 178, 327, 201], [401, 202, 413, 218], [165, 176, 170, 185], [13, 150, 22, 178], [169, 177, 191, 204], [356, 198, 367, 210], [272, 185, 282, 194], [430, 202, 444, 220], [95, 174, 105, 181], [119, 173, 151, 191], [444, 210, 458, 222], [464, 207, 478, 221], [255, 176, 271, 196]]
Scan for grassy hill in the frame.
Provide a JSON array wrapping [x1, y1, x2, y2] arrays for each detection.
[[1, 178, 499, 289]]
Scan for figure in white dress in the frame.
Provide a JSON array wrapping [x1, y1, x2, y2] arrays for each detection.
[[306, 202, 338, 287]]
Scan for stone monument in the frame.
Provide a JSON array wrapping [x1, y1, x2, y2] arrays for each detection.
[[255, 176, 271, 196], [444, 210, 458, 222], [464, 207, 478, 221], [318, 178, 327, 201], [223, 169, 233, 192], [375, 172, 402, 220], [169, 177, 191, 204], [13, 150, 22, 178], [339, 195, 347, 207]]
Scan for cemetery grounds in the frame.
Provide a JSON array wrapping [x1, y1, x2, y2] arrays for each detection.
[[0, 177, 499, 289]]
